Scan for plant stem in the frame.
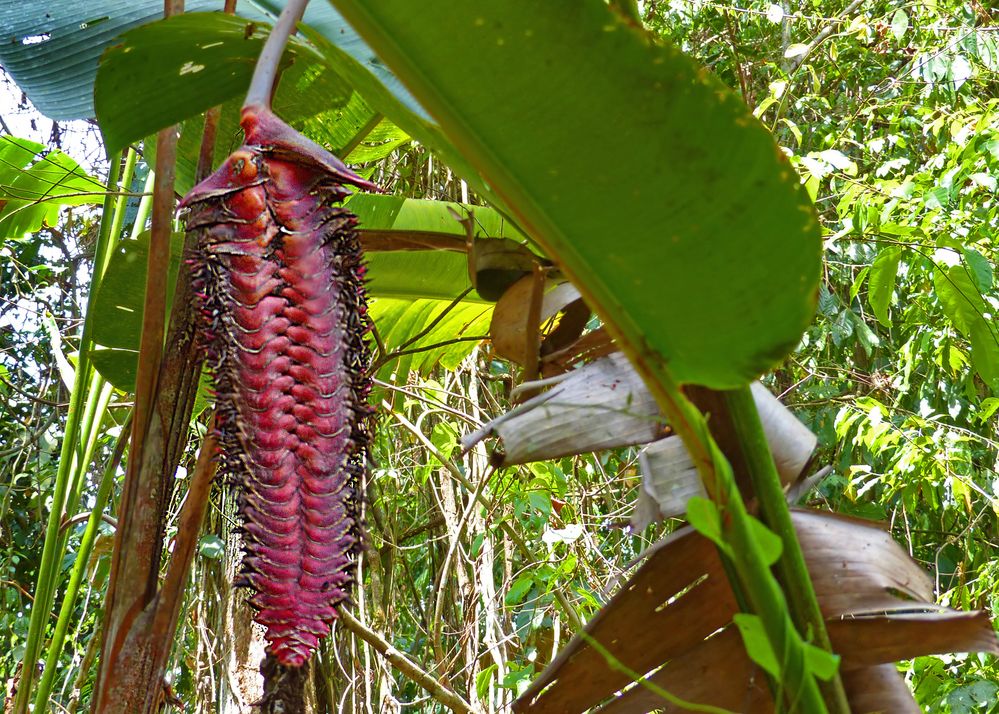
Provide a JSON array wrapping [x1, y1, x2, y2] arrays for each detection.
[[33, 418, 131, 711], [616, 365, 830, 712], [12, 149, 125, 714], [244, 0, 310, 109], [720, 386, 851, 714], [95, 2, 184, 704]]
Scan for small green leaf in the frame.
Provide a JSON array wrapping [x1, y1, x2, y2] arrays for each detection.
[[970, 319, 999, 393], [962, 247, 993, 293], [784, 43, 809, 59], [198, 535, 225, 560], [847, 310, 881, 356], [849, 266, 869, 303], [476, 664, 498, 701], [686, 497, 732, 558], [527, 491, 552, 518], [868, 245, 900, 327], [747, 515, 783, 566], [732, 614, 779, 677], [980, 397, 999, 421], [890, 9, 909, 41], [934, 264, 986, 337], [803, 642, 840, 681], [505, 575, 533, 606]]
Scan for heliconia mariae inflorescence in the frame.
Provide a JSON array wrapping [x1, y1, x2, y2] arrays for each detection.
[[179, 104, 377, 668]]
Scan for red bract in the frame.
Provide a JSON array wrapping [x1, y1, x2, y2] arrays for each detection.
[[180, 107, 376, 667]]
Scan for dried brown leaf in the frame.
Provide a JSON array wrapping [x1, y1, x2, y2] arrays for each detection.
[[490, 275, 587, 366], [593, 627, 771, 714], [516, 510, 999, 713], [829, 610, 999, 666], [793, 510, 935, 614], [513, 527, 736, 713], [840, 664, 921, 714]]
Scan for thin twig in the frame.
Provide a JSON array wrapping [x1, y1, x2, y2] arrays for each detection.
[[338, 609, 480, 714]]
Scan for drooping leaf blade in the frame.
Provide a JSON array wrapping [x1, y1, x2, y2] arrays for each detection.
[[324, 0, 822, 388]]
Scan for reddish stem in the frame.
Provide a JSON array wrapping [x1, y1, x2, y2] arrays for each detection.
[[243, 0, 311, 109]]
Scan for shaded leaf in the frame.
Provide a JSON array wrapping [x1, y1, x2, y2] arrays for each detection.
[[868, 245, 900, 327], [89, 232, 185, 391]]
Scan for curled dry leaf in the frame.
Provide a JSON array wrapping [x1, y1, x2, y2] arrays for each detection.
[[631, 383, 815, 529], [514, 509, 999, 714], [463, 349, 817, 526], [462, 353, 664, 466], [489, 274, 590, 369]]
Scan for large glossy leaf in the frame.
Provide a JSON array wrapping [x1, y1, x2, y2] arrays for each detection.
[[89, 6, 484, 193], [95, 12, 352, 157], [326, 0, 821, 388], [0, 136, 107, 242], [0, 0, 423, 121]]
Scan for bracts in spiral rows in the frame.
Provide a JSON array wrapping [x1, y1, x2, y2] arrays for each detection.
[[179, 106, 377, 667]]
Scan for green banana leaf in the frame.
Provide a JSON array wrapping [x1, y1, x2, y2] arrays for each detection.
[[325, 0, 821, 388], [0, 136, 107, 243]]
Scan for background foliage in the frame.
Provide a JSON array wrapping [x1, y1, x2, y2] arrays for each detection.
[[1, 0, 997, 712]]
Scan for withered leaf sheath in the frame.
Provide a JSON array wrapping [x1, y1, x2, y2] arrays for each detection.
[[180, 107, 377, 667]]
